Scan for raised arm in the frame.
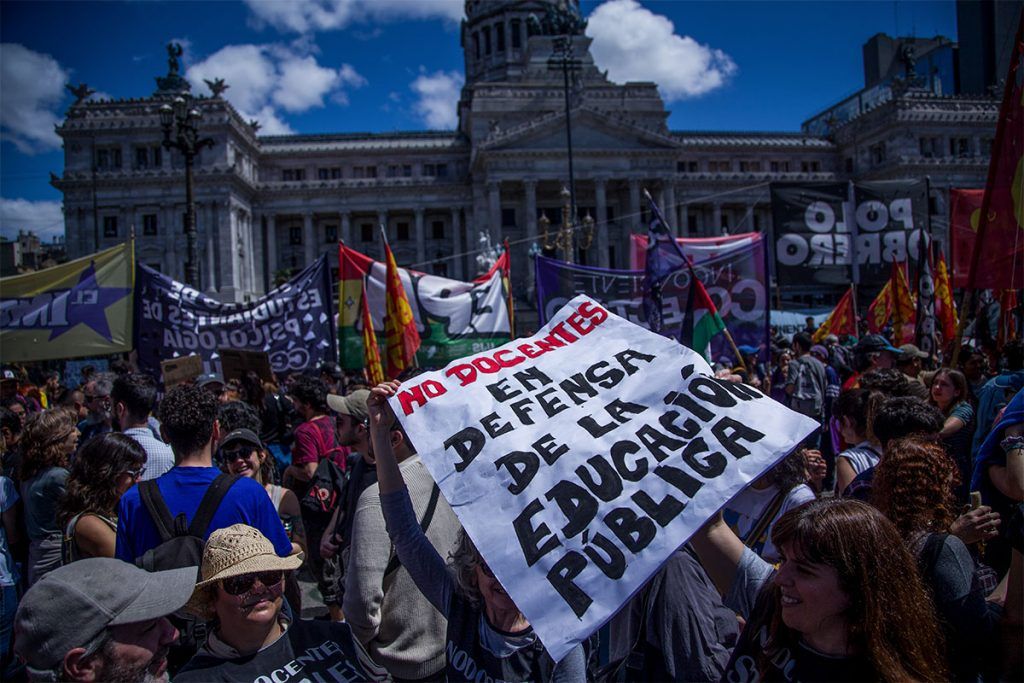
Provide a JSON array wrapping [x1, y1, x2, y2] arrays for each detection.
[[689, 511, 746, 597]]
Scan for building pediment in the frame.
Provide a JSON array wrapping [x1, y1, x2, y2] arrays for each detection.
[[479, 107, 679, 155]]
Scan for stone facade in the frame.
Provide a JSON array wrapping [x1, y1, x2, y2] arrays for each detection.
[[52, 0, 998, 309]]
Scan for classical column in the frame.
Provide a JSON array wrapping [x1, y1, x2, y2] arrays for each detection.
[[628, 179, 641, 234], [712, 203, 723, 235], [163, 204, 177, 278], [488, 181, 502, 246], [594, 178, 609, 268], [265, 214, 277, 290], [340, 212, 351, 246], [746, 203, 757, 232], [523, 180, 538, 278], [664, 184, 677, 235], [679, 202, 690, 238], [219, 201, 240, 301], [414, 207, 426, 266], [204, 204, 218, 294], [303, 212, 315, 266], [246, 211, 259, 295], [451, 207, 463, 280]]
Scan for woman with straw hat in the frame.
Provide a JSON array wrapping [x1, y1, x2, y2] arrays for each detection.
[[175, 524, 386, 682]]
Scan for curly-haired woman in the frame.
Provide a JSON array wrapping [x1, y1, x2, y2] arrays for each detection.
[[872, 437, 1001, 681], [58, 433, 146, 563], [694, 497, 947, 681], [19, 409, 79, 585]]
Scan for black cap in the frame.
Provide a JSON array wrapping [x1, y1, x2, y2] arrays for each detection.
[[219, 428, 262, 450]]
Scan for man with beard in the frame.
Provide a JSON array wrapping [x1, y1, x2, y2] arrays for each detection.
[[13, 558, 194, 682], [78, 372, 116, 444]]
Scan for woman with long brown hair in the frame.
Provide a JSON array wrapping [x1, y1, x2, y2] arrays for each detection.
[[930, 367, 975, 503], [872, 437, 1002, 681], [19, 409, 78, 585], [693, 497, 947, 681], [58, 433, 147, 563]]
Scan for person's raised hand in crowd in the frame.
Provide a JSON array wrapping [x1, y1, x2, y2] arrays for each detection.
[[951, 505, 1001, 545], [367, 380, 401, 436], [803, 448, 827, 492]]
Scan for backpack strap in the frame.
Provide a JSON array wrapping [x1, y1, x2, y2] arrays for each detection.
[[384, 483, 440, 579], [187, 474, 241, 538], [139, 479, 177, 542]]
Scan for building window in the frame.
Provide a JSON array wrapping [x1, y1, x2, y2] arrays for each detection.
[[325, 225, 338, 243], [501, 208, 516, 227], [95, 147, 122, 170], [142, 214, 158, 236], [402, 165, 412, 178], [289, 226, 302, 245], [606, 206, 615, 223], [484, 25, 492, 55], [495, 23, 505, 52], [919, 137, 940, 158], [397, 222, 410, 241], [676, 161, 686, 173], [800, 160, 820, 173], [102, 216, 118, 238], [511, 20, 521, 48], [386, 165, 399, 178], [845, 157, 854, 173], [135, 146, 150, 169], [739, 161, 761, 172], [431, 220, 445, 240], [869, 143, 886, 166], [282, 168, 305, 181], [361, 223, 374, 242], [424, 164, 436, 177], [949, 137, 970, 157], [353, 166, 377, 179], [688, 215, 698, 233], [709, 160, 731, 173], [318, 167, 342, 180]]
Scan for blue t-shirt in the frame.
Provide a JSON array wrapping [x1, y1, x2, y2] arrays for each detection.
[[115, 466, 291, 563]]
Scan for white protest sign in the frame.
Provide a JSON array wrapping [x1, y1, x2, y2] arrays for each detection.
[[390, 295, 818, 663]]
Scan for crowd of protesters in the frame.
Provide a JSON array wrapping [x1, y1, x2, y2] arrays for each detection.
[[0, 321, 1020, 682]]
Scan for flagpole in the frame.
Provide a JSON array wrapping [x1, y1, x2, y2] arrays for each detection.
[[723, 327, 748, 374]]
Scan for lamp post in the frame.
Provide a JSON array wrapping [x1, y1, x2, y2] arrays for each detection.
[[549, 36, 583, 222], [159, 96, 214, 288], [539, 186, 594, 265]]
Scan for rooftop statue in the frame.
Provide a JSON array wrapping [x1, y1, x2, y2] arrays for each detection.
[[527, 0, 587, 37]]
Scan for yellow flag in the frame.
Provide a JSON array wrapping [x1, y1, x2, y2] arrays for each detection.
[[0, 241, 134, 361]]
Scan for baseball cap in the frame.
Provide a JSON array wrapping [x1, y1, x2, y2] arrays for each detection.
[[14, 558, 196, 674], [219, 428, 262, 450], [898, 343, 929, 359], [855, 334, 900, 354], [737, 344, 760, 357], [196, 373, 225, 388], [327, 389, 370, 422], [810, 344, 829, 360]]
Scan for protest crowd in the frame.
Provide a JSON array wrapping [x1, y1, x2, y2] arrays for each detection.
[[1, 18, 1023, 683]]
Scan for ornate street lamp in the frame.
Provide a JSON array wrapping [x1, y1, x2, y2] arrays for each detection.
[[539, 186, 594, 265], [159, 96, 214, 287]]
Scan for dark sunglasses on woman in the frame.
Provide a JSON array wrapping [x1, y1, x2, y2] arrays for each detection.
[[220, 571, 284, 596]]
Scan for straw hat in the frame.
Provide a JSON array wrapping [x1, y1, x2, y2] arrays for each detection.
[[185, 524, 302, 618]]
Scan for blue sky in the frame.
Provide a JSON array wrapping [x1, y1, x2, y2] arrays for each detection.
[[0, 0, 957, 241]]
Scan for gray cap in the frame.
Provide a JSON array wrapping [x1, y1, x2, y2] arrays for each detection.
[[196, 373, 225, 388], [14, 558, 196, 673], [327, 389, 370, 422]]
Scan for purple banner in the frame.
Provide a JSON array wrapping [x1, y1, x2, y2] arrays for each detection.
[[535, 236, 768, 363]]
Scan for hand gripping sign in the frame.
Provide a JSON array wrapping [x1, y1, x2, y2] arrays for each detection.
[[390, 295, 818, 663]]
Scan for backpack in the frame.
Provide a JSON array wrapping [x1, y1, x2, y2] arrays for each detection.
[[299, 457, 349, 537], [135, 473, 240, 573]]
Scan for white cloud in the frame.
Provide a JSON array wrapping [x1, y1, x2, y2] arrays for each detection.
[[0, 198, 64, 241], [185, 43, 365, 134], [0, 43, 68, 154], [410, 68, 463, 129], [586, 0, 736, 101], [244, 0, 463, 33]]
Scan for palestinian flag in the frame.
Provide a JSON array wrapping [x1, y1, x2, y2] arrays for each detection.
[[681, 268, 726, 359]]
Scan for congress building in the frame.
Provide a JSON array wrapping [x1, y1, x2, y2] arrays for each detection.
[[52, 0, 1006, 311]]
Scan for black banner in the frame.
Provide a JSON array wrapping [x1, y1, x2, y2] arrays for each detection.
[[771, 180, 930, 287], [135, 256, 337, 380]]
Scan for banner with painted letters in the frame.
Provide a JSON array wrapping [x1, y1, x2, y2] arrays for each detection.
[[390, 295, 818, 663], [770, 180, 930, 287], [135, 256, 336, 379]]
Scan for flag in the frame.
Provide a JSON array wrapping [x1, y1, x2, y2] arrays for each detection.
[[813, 286, 857, 343], [964, 12, 1024, 291], [998, 289, 1020, 348], [914, 241, 939, 357], [641, 190, 686, 333], [382, 230, 421, 378], [361, 280, 385, 386], [892, 261, 917, 344], [867, 279, 894, 334], [935, 251, 958, 342], [680, 264, 726, 359], [0, 241, 134, 362], [949, 189, 984, 288]]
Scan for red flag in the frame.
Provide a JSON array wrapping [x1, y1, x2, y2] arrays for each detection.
[[935, 251, 958, 342], [891, 261, 917, 344], [814, 286, 857, 342], [360, 281, 384, 386], [964, 12, 1024, 291], [949, 189, 984, 288], [382, 233, 420, 378], [998, 289, 1020, 348], [867, 279, 894, 334]]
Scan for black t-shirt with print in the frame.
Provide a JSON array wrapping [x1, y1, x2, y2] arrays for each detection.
[[175, 619, 385, 683]]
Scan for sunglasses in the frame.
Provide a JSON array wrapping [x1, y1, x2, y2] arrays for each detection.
[[221, 445, 256, 461], [220, 571, 284, 596], [123, 466, 146, 480]]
